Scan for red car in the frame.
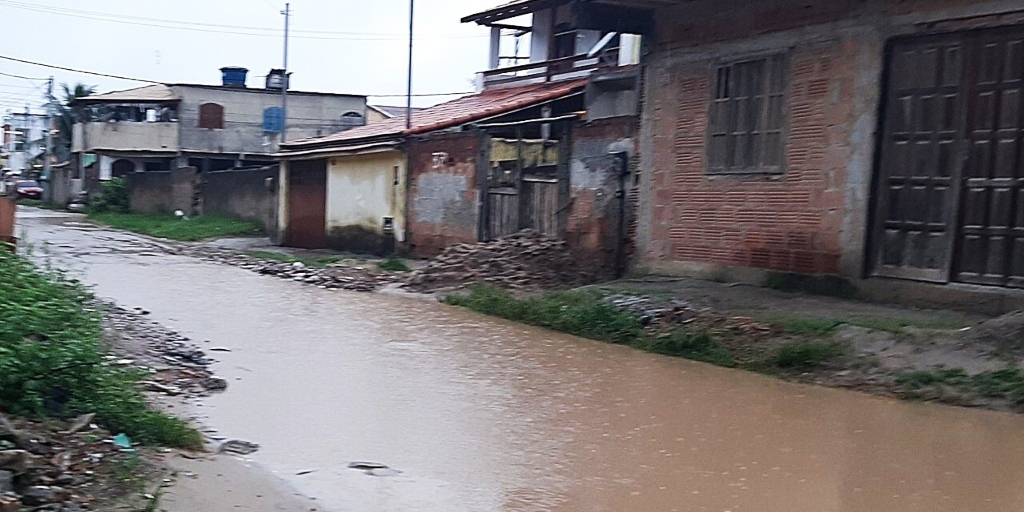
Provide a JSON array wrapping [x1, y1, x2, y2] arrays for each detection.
[[16, 180, 43, 200]]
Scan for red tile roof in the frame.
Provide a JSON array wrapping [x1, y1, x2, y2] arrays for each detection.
[[280, 79, 586, 152]]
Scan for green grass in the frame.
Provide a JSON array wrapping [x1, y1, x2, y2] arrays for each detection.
[[759, 314, 965, 335], [0, 250, 201, 448], [378, 254, 411, 272], [445, 287, 737, 366], [774, 342, 845, 371], [89, 212, 261, 241], [244, 250, 342, 268], [896, 367, 1024, 405]]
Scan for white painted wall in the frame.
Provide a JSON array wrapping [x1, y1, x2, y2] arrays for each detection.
[[326, 151, 406, 241]]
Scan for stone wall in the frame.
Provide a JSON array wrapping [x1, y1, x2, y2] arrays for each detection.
[[128, 167, 197, 215]]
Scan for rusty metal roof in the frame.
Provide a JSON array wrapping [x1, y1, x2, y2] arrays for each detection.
[[279, 79, 586, 152]]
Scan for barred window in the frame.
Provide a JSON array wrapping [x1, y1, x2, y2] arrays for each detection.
[[707, 54, 788, 174]]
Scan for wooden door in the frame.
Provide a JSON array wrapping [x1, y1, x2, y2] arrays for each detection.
[[955, 29, 1024, 286], [872, 35, 969, 282], [521, 177, 560, 236], [488, 187, 520, 239], [286, 160, 327, 248]]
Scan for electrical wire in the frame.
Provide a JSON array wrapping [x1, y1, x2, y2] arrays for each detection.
[[0, 0, 486, 41], [0, 70, 47, 81], [0, 54, 475, 98]]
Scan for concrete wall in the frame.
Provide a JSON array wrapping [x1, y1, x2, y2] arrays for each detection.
[[127, 167, 197, 215], [202, 167, 278, 232], [635, 0, 1024, 281], [567, 118, 637, 279], [175, 86, 366, 155], [73, 122, 179, 153], [406, 132, 482, 257], [47, 166, 74, 206], [324, 150, 406, 254]]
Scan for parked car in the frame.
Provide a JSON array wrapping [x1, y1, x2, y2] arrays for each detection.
[[16, 180, 43, 200]]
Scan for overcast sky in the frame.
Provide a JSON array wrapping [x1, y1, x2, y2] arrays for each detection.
[[0, 0, 499, 114]]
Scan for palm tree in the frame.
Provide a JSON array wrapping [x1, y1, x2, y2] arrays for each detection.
[[53, 83, 96, 161]]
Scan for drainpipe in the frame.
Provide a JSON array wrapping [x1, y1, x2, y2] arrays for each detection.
[[612, 151, 629, 278]]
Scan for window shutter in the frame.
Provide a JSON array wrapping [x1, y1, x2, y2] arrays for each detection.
[[263, 106, 284, 133], [198, 103, 224, 129]]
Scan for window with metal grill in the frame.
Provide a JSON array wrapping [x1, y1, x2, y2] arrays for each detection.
[[198, 103, 224, 129], [707, 54, 789, 174]]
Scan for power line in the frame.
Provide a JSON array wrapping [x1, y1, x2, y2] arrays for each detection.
[[0, 55, 157, 83], [0, 0, 486, 41], [0, 70, 47, 81], [1, 54, 475, 98]]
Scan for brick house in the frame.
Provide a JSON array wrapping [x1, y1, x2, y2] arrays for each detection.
[[623, 0, 1024, 291]]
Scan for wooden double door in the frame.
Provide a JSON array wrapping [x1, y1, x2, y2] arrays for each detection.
[[873, 25, 1024, 287]]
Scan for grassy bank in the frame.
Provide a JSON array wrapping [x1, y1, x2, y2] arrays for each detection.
[[0, 250, 201, 448], [88, 212, 261, 241], [444, 287, 833, 371]]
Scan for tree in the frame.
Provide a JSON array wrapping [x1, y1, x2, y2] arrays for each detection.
[[53, 83, 96, 161]]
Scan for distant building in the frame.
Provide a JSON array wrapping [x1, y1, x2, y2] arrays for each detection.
[[2, 112, 49, 174], [71, 67, 367, 183], [366, 105, 424, 124]]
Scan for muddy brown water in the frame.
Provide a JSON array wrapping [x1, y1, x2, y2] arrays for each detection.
[[18, 209, 1024, 512]]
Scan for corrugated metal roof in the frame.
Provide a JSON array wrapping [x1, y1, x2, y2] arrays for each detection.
[[461, 0, 554, 24], [76, 84, 179, 104], [280, 79, 586, 153]]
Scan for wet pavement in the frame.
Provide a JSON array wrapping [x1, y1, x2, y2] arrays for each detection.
[[16, 208, 1024, 512]]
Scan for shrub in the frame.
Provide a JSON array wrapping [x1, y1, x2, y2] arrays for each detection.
[[378, 255, 410, 272], [90, 178, 130, 214], [774, 342, 844, 371]]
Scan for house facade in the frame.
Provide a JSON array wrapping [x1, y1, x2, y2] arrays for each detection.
[[624, 0, 1024, 291], [71, 68, 366, 185], [275, 1, 644, 278]]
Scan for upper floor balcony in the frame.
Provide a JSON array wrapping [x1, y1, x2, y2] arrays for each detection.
[[73, 121, 180, 154], [464, 0, 650, 90]]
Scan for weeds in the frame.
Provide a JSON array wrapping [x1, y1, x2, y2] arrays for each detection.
[[0, 250, 201, 448], [445, 287, 737, 365], [89, 212, 261, 241], [759, 315, 842, 335], [378, 254, 410, 272], [896, 367, 1024, 405], [774, 342, 845, 371], [245, 250, 342, 268]]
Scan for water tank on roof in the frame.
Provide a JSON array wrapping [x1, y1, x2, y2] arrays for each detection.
[[220, 67, 249, 88], [266, 69, 289, 90]]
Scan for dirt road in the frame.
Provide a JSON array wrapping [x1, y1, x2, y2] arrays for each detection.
[[17, 208, 1024, 512]]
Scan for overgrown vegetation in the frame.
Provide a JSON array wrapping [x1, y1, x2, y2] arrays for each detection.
[[758, 314, 965, 335], [774, 342, 845, 371], [378, 254, 410, 272], [445, 287, 736, 365], [89, 178, 131, 214], [897, 367, 1024, 405], [89, 212, 261, 241], [244, 250, 342, 268], [0, 250, 201, 448]]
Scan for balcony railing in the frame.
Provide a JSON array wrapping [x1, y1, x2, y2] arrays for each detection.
[[481, 48, 621, 89]]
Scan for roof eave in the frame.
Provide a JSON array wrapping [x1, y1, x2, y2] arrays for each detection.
[[461, 0, 562, 25]]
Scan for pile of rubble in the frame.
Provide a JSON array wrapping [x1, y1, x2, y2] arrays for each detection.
[[1, 414, 148, 511], [405, 230, 593, 292], [103, 305, 227, 397], [602, 293, 774, 342]]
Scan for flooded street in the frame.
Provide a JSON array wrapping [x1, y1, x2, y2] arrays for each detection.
[[17, 209, 1024, 512]]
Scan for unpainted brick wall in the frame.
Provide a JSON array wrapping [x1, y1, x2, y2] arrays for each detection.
[[406, 132, 481, 257], [645, 39, 855, 275]]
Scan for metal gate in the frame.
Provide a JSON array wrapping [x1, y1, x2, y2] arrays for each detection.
[[872, 25, 1024, 287], [285, 160, 327, 248]]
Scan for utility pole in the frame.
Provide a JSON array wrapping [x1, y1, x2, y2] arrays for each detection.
[[43, 76, 53, 184], [281, 2, 290, 142], [405, 0, 414, 129]]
